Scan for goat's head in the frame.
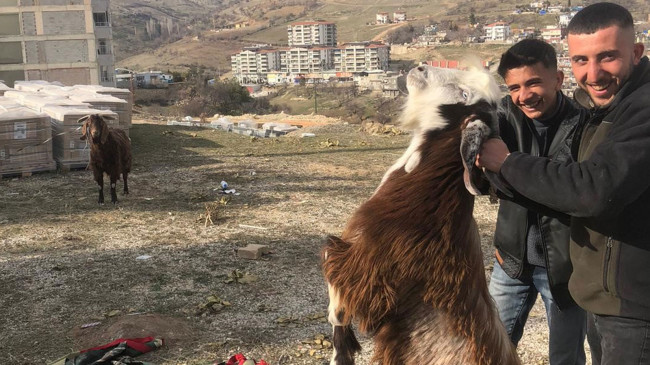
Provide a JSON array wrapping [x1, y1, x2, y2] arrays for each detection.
[[78, 114, 116, 145], [398, 63, 501, 195]]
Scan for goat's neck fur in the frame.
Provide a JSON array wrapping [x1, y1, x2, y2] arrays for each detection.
[[323, 126, 518, 365]]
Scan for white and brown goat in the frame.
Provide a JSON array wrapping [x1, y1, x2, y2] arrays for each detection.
[[79, 114, 132, 204], [322, 64, 520, 365]]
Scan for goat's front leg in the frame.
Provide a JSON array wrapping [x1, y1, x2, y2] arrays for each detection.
[[110, 173, 119, 204], [94, 170, 104, 204], [327, 282, 361, 365]]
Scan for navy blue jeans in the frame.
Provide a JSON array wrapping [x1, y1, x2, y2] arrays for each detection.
[[489, 261, 587, 365], [588, 313, 650, 365]]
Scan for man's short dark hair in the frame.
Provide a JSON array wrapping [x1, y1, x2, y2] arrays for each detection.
[[497, 39, 557, 79], [567, 2, 634, 35]]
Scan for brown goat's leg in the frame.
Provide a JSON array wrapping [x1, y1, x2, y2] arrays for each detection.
[[110, 175, 118, 204], [327, 282, 361, 365], [95, 170, 105, 204], [330, 325, 361, 365], [123, 171, 129, 195]]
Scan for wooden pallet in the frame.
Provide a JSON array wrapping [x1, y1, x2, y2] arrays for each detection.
[[0, 171, 32, 179], [58, 162, 89, 172], [0, 163, 55, 179]]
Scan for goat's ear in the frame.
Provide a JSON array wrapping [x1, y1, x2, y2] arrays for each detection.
[[77, 115, 90, 124], [100, 119, 109, 144], [80, 121, 88, 141]]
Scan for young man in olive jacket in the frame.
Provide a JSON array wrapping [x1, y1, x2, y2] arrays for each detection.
[[478, 3, 650, 364], [489, 39, 587, 365]]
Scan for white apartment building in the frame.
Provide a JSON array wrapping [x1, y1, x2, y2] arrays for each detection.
[[287, 21, 337, 47], [232, 46, 336, 83], [230, 46, 281, 84], [334, 42, 390, 73], [0, 0, 116, 87], [484, 22, 511, 41], [376, 12, 389, 24], [232, 21, 390, 83], [559, 13, 574, 27], [541, 25, 562, 44], [284, 47, 335, 74], [393, 11, 406, 22]]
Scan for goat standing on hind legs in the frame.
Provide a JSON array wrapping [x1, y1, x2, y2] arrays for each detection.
[[79, 114, 132, 205], [322, 64, 521, 365]]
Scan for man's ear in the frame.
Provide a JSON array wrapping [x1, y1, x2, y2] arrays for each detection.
[[633, 43, 645, 65], [555, 70, 564, 91]]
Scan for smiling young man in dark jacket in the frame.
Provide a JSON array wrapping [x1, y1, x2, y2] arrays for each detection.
[[489, 39, 587, 365], [478, 3, 650, 365]]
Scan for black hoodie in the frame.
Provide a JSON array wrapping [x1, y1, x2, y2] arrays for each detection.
[[499, 56, 650, 320]]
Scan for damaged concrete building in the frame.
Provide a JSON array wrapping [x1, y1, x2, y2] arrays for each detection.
[[0, 0, 116, 87]]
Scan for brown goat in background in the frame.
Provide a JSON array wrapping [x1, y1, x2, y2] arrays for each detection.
[[79, 114, 132, 204]]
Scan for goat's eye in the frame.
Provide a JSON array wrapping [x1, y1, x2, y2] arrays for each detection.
[[462, 91, 469, 100]]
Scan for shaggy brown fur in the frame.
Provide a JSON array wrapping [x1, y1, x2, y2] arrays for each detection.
[[80, 114, 132, 204], [322, 66, 520, 365]]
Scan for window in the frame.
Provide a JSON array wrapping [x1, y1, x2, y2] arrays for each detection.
[[0, 42, 23, 64], [97, 39, 110, 55], [93, 12, 109, 27], [0, 14, 20, 35]]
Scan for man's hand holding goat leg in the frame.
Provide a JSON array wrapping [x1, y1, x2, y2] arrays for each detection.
[[476, 138, 510, 173]]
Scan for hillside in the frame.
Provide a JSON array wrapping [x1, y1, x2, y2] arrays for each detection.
[[113, 0, 650, 74]]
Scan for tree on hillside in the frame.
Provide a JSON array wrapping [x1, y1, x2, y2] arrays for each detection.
[[469, 8, 477, 25], [178, 69, 279, 116], [386, 25, 424, 44]]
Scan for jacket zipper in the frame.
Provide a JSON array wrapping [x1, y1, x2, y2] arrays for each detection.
[[603, 237, 613, 293]]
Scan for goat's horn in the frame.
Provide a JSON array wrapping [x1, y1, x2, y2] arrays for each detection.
[[77, 115, 91, 124], [103, 114, 117, 121]]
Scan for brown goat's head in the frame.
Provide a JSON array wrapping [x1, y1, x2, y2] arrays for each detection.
[[78, 114, 116, 145]]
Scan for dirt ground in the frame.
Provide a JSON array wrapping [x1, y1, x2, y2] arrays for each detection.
[[0, 120, 588, 364]]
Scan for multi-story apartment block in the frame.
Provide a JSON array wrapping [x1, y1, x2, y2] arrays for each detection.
[[559, 13, 574, 27], [334, 42, 390, 73], [484, 22, 511, 41], [0, 0, 116, 87], [231, 46, 281, 84], [541, 25, 562, 44], [232, 45, 336, 83], [393, 11, 406, 22], [232, 22, 390, 83], [287, 21, 337, 47], [376, 12, 389, 24], [285, 47, 335, 74]]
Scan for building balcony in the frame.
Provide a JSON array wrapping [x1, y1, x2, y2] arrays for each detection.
[[94, 27, 112, 39], [96, 53, 114, 65]]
